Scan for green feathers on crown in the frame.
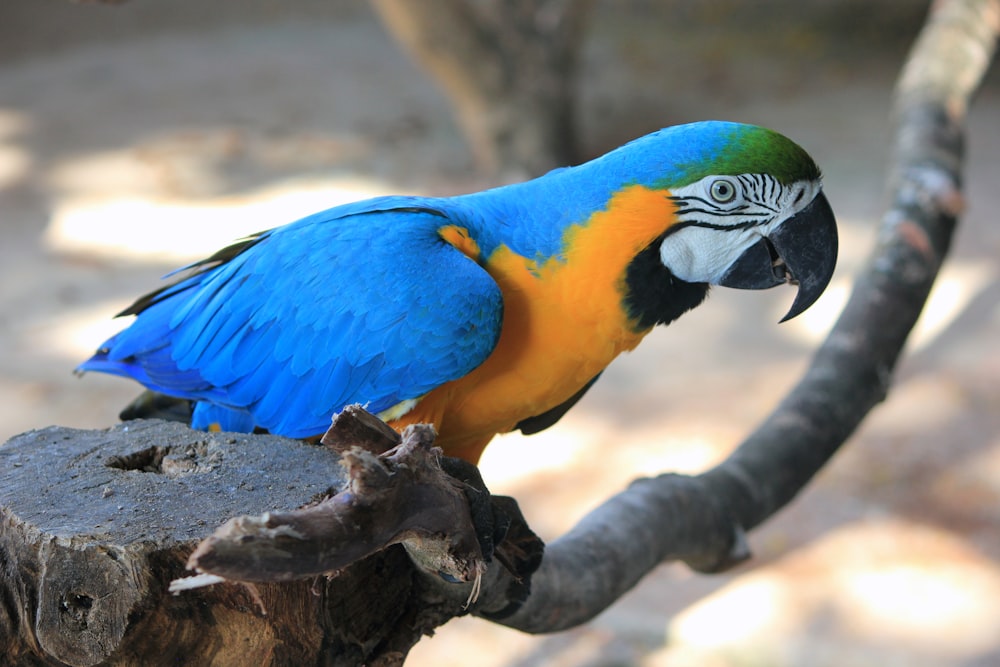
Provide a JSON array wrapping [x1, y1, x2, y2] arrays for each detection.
[[651, 122, 822, 189]]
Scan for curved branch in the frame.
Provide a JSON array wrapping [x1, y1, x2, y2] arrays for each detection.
[[481, 0, 999, 632]]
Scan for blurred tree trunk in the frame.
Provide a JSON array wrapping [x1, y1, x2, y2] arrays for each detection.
[[371, 0, 593, 178]]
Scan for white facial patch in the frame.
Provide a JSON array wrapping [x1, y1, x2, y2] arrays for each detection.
[[660, 227, 747, 284], [659, 174, 820, 284]]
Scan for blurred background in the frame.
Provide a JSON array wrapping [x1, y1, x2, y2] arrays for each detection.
[[2, 1, 999, 665]]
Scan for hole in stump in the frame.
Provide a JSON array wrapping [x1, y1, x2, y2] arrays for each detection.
[[61, 592, 94, 627], [105, 445, 169, 473]]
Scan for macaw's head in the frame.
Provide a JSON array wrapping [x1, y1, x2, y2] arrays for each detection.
[[623, 121, 838, 326]]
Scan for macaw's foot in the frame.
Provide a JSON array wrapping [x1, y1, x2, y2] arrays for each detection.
[[437, 455, 544, 602]]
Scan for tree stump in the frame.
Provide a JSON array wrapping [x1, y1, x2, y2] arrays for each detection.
[[0, 419, 455, 666]]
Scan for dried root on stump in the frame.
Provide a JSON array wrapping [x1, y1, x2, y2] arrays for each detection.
[[176, 404, 543, 612]]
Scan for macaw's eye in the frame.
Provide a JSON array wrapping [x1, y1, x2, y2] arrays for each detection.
[[709, 178, 738, 203]]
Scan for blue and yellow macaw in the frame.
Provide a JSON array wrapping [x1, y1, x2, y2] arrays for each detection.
[[78, 121, 837, 463]]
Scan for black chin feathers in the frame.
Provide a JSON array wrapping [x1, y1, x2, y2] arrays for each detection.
[[623, 237, 709, 331]]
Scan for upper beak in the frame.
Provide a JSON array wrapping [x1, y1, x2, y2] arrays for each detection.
[[717, 191, 838, 322]]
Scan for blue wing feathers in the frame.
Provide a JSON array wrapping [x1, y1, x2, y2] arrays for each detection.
[[78, 195, 504, 437]]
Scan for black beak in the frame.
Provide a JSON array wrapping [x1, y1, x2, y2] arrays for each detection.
[[717, 191, 838, 322]]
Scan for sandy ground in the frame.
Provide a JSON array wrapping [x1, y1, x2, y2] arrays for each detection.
[[2, 1, 1000, 665]]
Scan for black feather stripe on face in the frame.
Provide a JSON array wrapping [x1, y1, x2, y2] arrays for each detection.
[[623, 236, 709, 331]]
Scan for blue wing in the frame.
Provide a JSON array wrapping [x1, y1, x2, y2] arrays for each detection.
[[78, 196, 504, 437]]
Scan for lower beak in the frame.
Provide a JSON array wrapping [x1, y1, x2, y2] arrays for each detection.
[[717, 191, 838, 322]]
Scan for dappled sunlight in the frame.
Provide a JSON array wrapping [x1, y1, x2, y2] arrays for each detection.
[[839, 563, 1000, 650], [23, 298, 134, 361], [477, 413, 740, 540], [44, 127, 375, 199], [668, 577, 792, 648], [2, 296, 151, 437], [908, 261, 997, 350], [613, 426, 729, 476], [478, 425, 595, 487], [479, 416, 731, 488], [656, 519, 1000, 665], [44, 175, 407, 263]]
